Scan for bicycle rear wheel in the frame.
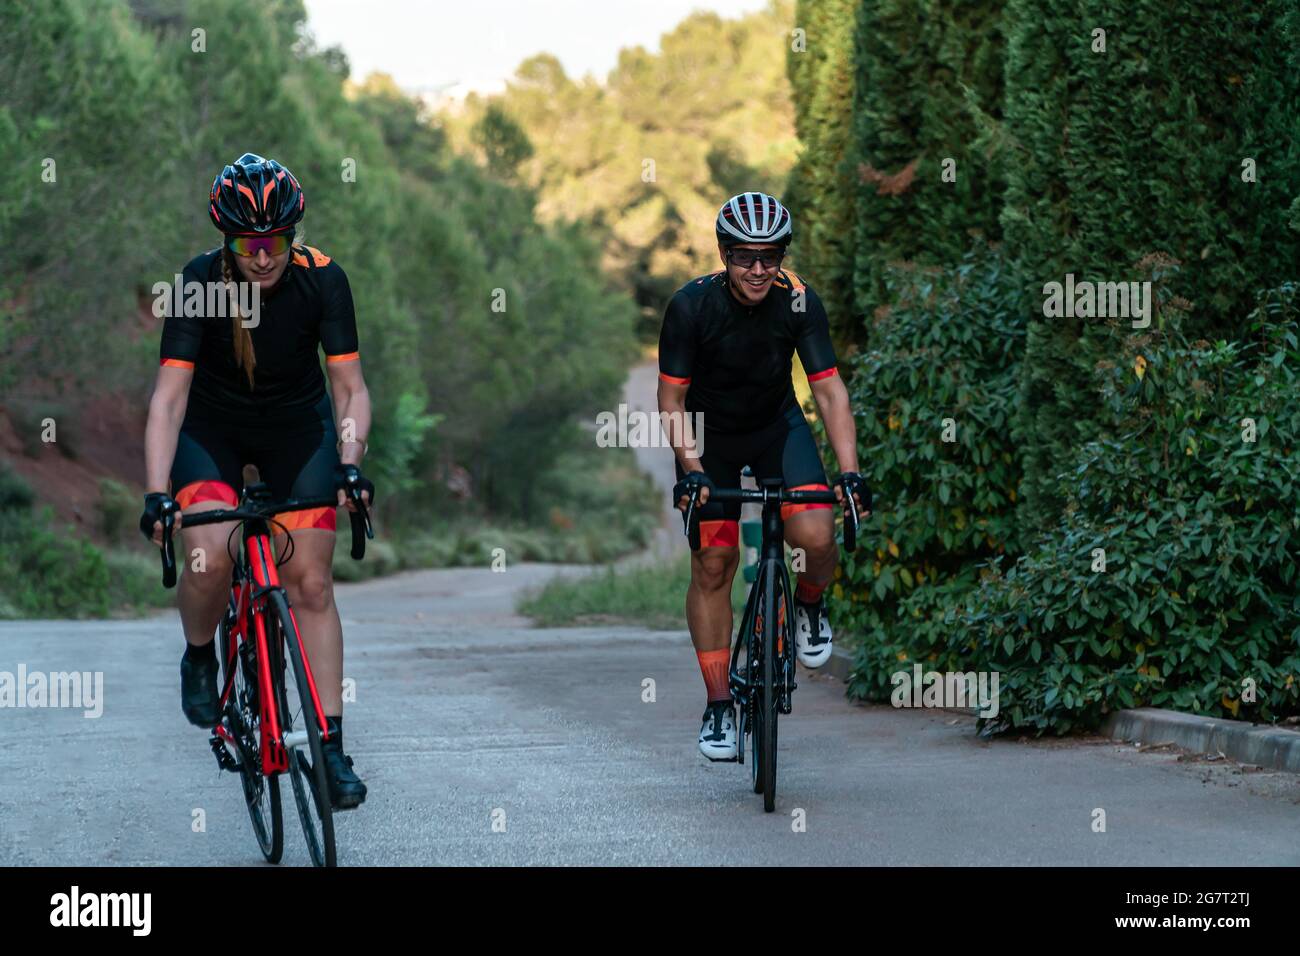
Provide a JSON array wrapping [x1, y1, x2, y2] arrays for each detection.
[[268, 589, 337, 867], [219, 607, 282, 863]]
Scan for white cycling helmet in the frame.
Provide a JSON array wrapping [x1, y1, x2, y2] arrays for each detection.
[[715, 191, 793, 246]]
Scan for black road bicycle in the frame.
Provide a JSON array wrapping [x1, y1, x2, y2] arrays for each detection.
[[682, 477, 859, 812]]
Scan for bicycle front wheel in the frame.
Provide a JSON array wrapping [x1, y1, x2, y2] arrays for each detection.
[[759, 560, 778, 812], [268, 589, 337, 867], [745, 574, 764, 793], [219, 607, 283, 863]]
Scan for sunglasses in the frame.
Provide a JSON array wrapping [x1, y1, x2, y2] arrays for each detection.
[[726, 247, 785, 269], [226, 232, 294, 257]]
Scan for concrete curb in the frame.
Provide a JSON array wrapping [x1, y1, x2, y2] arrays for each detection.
[[817, 649, 1300, 775], [1101, 707, 1300, 773]]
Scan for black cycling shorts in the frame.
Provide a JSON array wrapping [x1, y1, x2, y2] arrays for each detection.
[[170, 394, 340, 532], [675, 404, 830, 547]]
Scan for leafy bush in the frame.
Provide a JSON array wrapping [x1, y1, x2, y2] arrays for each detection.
[[961, 285, 1300, 733], [833, 245, 1026, 696], [0, 464, 34, 511], [103, 549, 174, 614], [0, 506, 111, 618], [846, 283, 1300, 734], [97, 478, 134, 545]]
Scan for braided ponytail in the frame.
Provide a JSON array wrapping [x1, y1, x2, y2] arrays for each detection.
[[221, 247, 256, 389]]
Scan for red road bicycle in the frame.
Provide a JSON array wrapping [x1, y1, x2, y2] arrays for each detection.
[[157, 479, 371, 866]]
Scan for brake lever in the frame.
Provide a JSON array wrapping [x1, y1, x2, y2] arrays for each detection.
[[341, 481, 373, 561], [349, 485, 374, 539], [160, 500, 180, 589], [840, 478, 861, 553], [682, 488, 702, 551]]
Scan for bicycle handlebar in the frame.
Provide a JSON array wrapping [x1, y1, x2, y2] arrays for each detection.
[[679, 481, 861, 553], [158, 490, 373, 589]]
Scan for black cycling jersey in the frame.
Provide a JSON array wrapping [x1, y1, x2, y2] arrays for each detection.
[[159, 244, 359, 421], [657, 270, 838, 434]]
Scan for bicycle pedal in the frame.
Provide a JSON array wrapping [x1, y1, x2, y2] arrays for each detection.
[[209, 733, 239, 773]]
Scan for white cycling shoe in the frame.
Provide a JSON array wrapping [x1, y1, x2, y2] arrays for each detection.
[[794, 597, 833, 668], [698, 700, 738, 761]]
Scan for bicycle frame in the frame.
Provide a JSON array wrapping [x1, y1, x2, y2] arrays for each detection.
[[729, 486, 798, 718], [200, 502, 337, 777]]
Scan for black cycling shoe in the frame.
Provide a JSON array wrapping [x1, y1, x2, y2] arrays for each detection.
[[321, 719, 367, 810], [180, 645, 221, 727]]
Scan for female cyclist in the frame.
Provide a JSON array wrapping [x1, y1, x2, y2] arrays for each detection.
[[140, 152, 372, 809]]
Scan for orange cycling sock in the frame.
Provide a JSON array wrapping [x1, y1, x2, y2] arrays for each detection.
[[697, 648, 731, 704], [795, 577, 828, 605]]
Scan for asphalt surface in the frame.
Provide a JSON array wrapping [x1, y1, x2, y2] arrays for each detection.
[[1, 559, 1298, 867]]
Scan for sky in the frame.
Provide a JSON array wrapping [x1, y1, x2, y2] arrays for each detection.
[[302, 0, 774, 97]]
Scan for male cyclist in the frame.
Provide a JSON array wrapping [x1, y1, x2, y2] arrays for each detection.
[[140, 153, 373, 808], [657, 192, 871, 761]]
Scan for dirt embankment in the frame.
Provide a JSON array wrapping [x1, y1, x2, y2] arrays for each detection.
[[0, 394, 148, 542]]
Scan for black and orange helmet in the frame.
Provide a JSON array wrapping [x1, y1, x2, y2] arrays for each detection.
[[208, 153, 305, 235]]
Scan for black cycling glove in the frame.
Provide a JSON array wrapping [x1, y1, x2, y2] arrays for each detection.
[[672, 470, 714, 508], [334, 463, 375, 507], [139, 492, 178, 541], [838, 471, 872, 514]]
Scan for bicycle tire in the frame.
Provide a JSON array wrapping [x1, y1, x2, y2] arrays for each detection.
[[760, 560, 778, 812], [219, 605, 283, 863], [747, 574, 764, 793], [268, 589, 337, 867]]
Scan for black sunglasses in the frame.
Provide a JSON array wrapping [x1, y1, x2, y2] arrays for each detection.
[[725, 247, 785, 269]]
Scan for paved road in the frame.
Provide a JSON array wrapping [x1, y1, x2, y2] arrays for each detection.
[[1, 560, 1297, 866]]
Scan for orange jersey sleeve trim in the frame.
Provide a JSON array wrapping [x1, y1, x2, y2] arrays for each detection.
[[160, 358, 195, 370], [807, 366, 838, 382], [659, 372, 691, 386], [326, 351, 360, 364]]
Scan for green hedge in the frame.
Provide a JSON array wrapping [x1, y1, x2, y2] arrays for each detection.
[[845, 282, 1300, 733], [1004, 0, 1300, 526], [831, 244, 1025, 692], [964, 284, 1300, 732]]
